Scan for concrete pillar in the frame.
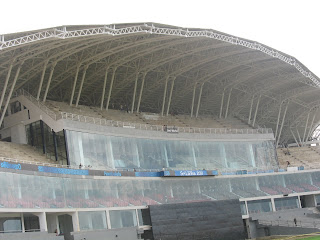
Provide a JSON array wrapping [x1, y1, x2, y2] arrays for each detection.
[[71, 212, 80, 232], [35, 212, 48, 232]]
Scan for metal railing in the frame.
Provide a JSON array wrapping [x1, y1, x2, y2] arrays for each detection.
[[14, 89, 273, 135]]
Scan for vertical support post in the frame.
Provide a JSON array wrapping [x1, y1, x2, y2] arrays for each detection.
[[131, 72, 139, 113], [161, 75, 169, 116], [21, 213, 25, 233], [224, 88, 232, 119], [252, 95, 261, 127], [302, 111, 310, 146], [166, 77, 176, 116], [0, 61, 14, 109], [71, 212, 80, 232], [248, 95, 254, 124], [43, 61, 57, 103], [0, 63, 23, 127], [52, 130, 58, 161], [195, 83, 204, 118], [190, 83, 197, 118], [75, 65, 89, 107], [276, 101, 289, 146], [69, 64, 80, 106], [219, 91, 225, 119], [40, 120, 46, 154], [275, 102, 283, 140], [36, 212, 48, 232], [136, 72, 147, 113], [100, 68, 109, 109], [106, 67, 118, 111], [37, 60, 48, 100]]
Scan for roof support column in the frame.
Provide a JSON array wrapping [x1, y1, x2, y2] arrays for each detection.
[[106, 67, 118, 111], [166, 77, 176, 116], [161, 75, 169, 117], [274, 102, 283, 140], [195, 83, 204, 118], [131, 73, 139, 113], [276, 101, 289, 146], [290, 129, 300, 147], [36, 60, 48, 101], [100, 68, 109, 110], [219, 91, 225, 119], [248, 95, 254, 124], [190, 84, 197, 118], [296, 129, 302, 147], [224, 88, 232, 119], [307, 109, 318, 142], [0, 63, 23, 127], [69, 64, 80, 106], [75, 65, 89, 107], [302, 112, 310, 146], [136, 72, 147, 113], [43, 61, 57, 103], [252, 95, 261, 127], [0, 60, 14, 109]]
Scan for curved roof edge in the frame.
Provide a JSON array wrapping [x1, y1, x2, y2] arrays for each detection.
[[1, 22, 319, 87]]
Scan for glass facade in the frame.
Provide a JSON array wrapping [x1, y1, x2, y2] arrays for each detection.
[[0, 170, 319, 209], [274, 197, 299, 211], [66, 130, 277, 170]]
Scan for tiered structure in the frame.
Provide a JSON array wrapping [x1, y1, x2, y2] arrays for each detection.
[[0, 23, 320, 240]]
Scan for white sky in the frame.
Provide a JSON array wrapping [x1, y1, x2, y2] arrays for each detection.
[[1, 0, 319, 77]]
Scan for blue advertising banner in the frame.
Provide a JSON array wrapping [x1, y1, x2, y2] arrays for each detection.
[[0, 161, 21, 170], [104, 171, 122, 176], [38, 166, 89, 175], [175, 170, 208, 176], [135, 171, 162, 177]]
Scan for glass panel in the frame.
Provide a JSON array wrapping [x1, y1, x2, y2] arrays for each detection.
[[0, 216, 22, 233], [137, 209, 151, 226], [78, 211, 107, 230], [240, 202, 247, 215], [247, 199, 272, 214], [274, 197, 299, 211], [109, 210, 137, 229]]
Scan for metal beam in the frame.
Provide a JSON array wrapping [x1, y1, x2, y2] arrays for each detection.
[[43, 61, 57, 103], [274, 102, 283, 140], [224, 88, 232, 119], [276, 101, 289, 146], [290, 129, 300, 147], [136, 72, 147, 113], [296, 128, 302, 147], [161, 75, 169, 116], [69, 64, 80, 106], [166, 77, 176, 116], [190, 83, 197, 118], [195, 83, 204, 118], [252, 95, 261, 127], [100, 68, 109, 110], [302, 112, 310, 146], [75, 65, 89, 107], [0, 63, 23, 127], [36, 60, 48, 101], [248, 95, 254, 124], [307, 109, 318, 141], [131, 72, 139, 113], [219, 91, 225, 119], [0, 61, 14, 109]]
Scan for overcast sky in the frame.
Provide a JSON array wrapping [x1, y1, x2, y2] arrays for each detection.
[[1, 0, 319, 78]]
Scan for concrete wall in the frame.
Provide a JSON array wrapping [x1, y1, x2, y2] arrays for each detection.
[[10, 123, 27, 144], [0, 232, 63, 240], [71, 227, 140, 240], [149, 200, 246, 240]]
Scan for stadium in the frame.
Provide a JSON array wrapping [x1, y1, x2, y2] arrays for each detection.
[[0, 22, 320, 240]]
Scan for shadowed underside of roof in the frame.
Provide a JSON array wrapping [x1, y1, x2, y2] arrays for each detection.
[[0, 23, 320, 145]]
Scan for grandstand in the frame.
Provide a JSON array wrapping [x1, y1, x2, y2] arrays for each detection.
[[0, 23, 320, 239]]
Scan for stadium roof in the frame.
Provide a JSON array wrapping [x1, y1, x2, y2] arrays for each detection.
[[1, 23, 320, 145]]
